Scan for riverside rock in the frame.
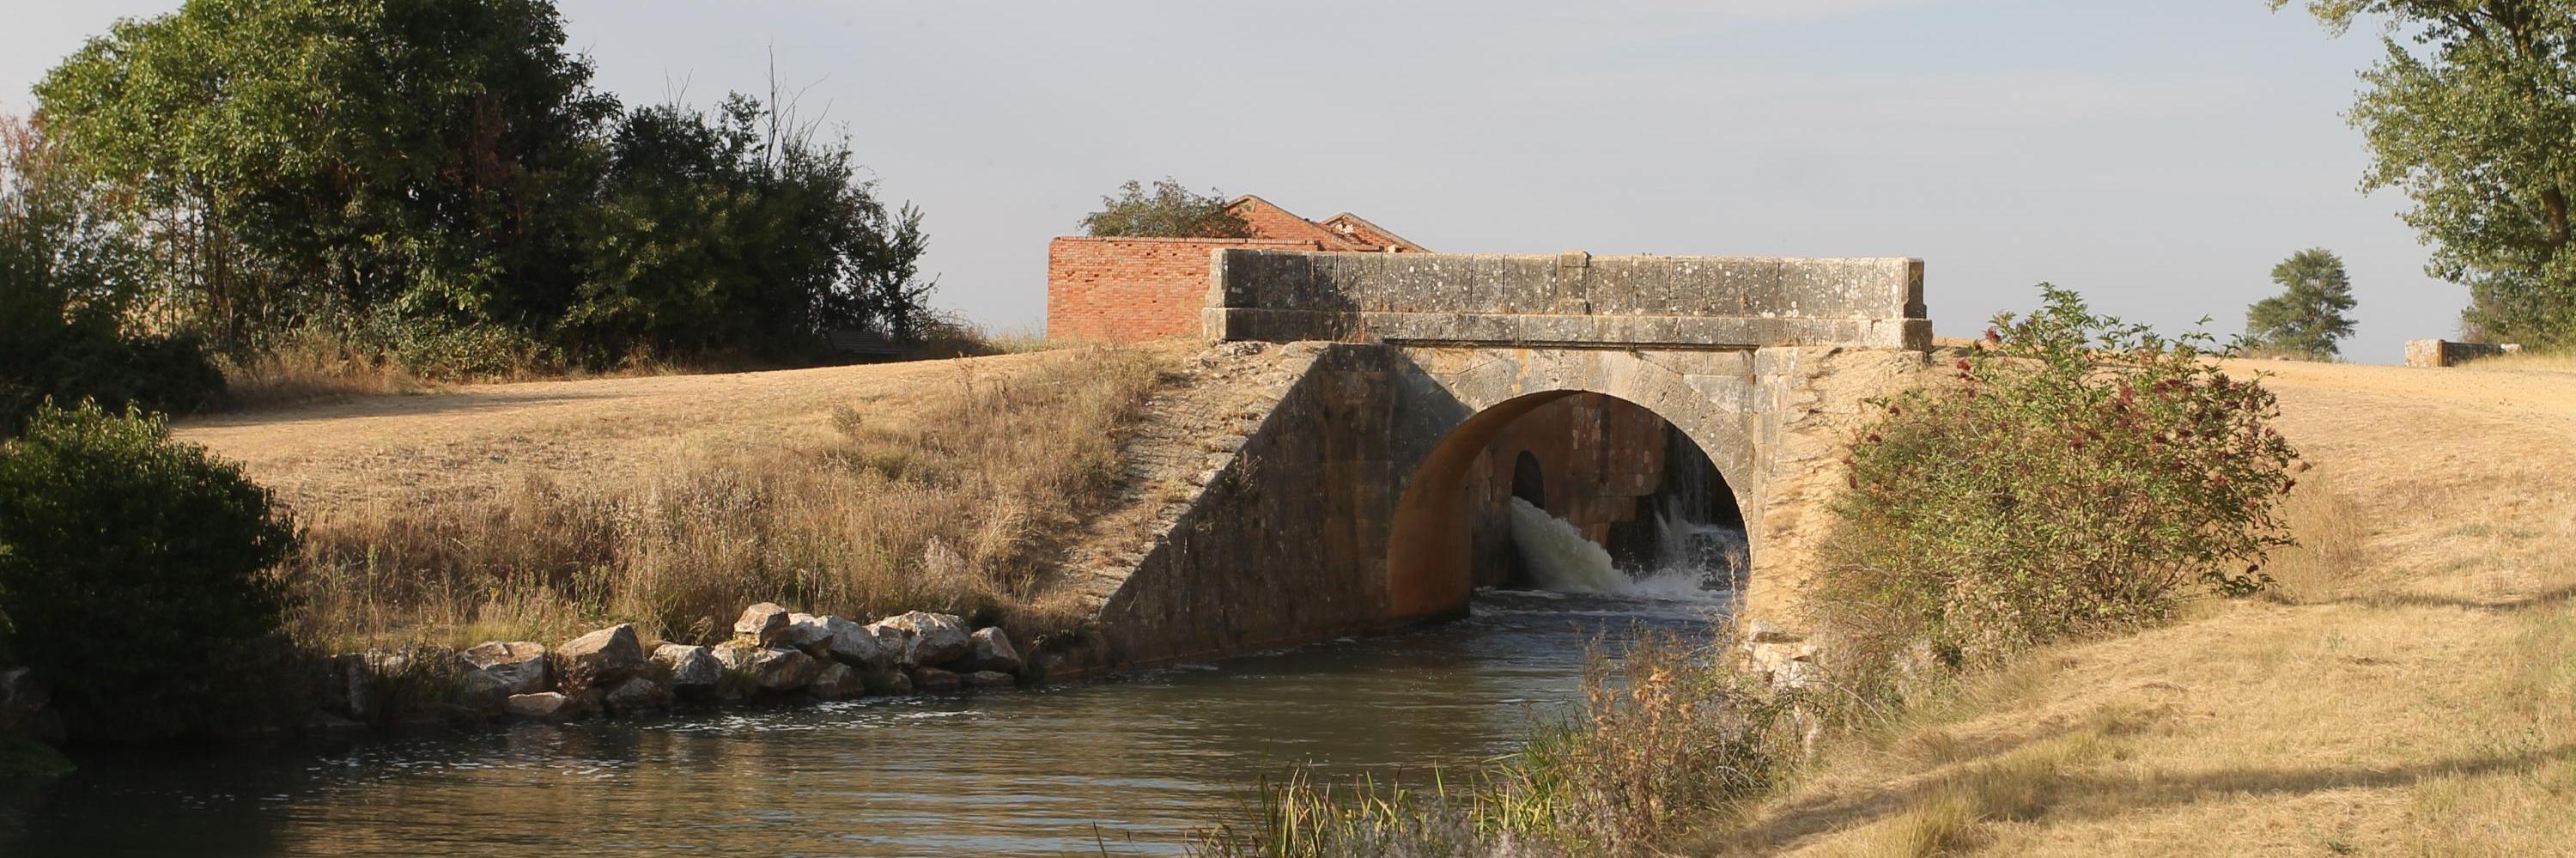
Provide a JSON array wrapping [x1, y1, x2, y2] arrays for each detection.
[[910, 666, 962, 691], [963, 670, 1016, 689], [652, 643, 722, 689], [602, 676, 675, 715], [962, 628, 1024, 674], [782, 613, 835, 652], [863, 669, 913, 696], [734, 603, 792, 644], [823, 616, 890, 671], [558, 624, 646, 691], [331, 649, 423, 720], [0, 666, 60, 741], [459, 642, 548, 705], [326, 653, 371, 719], [809, 663, 866, 700], [870, 612, 970, 667], [505, 691, 582, 721], [714, 643, 820, 691]]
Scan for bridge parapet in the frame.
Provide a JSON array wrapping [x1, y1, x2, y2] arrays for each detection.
[[1206, 250, 1929, 350]]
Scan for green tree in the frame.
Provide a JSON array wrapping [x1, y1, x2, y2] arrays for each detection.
[[1080, 177, 1253, 238], [0, 402, 299, 740], [2245, 247, 2359, 359], [573, 94, 934, 357], [1, 116, 222, 435], [33, 0, 617, 346], [2274, 1, 2576, 347]]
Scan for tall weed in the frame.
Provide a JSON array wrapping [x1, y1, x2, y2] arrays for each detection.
[[1194, 629, 1805, 858]]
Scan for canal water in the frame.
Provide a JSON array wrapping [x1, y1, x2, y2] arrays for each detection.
[[0, 507, 1741, 857]]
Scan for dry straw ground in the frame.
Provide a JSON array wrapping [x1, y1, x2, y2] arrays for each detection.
[[1706, 358, 2576, 856], [178, 343, 1182, 652]]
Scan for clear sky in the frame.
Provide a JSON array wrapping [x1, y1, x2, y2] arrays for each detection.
[[3, 1, 2451, 361]]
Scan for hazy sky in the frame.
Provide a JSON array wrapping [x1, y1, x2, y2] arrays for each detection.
[[3, 2, 2452, 362]]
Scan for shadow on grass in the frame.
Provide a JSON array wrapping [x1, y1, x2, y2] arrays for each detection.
[[1722, 734, 2575, 854], [2324, 582, 2576, 614]]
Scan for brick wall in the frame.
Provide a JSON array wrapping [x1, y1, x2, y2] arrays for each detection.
[[1046, 237, 1321, 342]]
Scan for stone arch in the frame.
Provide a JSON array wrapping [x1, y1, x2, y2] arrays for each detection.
[[1384, 348, 1760, 624]]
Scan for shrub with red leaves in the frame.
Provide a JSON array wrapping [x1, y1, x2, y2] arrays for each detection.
[[1815, 284, 2300, 673]]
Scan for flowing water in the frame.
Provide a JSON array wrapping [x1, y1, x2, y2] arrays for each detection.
[[2, 508, 1739, 857]]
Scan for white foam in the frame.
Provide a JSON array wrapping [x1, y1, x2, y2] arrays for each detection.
[[1507, 497, 1629, 594]]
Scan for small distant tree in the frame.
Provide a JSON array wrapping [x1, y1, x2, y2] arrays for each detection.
[[1079, 178, 1252, 238], [2244, 247, 2358, 360]]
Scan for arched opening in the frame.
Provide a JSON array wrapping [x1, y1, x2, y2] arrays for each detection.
[[1388, 391, 1748, 624], [1510, 451, 1546, 507]]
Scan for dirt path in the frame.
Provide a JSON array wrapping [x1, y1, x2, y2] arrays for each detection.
[[1725, 359, 2576, 855]]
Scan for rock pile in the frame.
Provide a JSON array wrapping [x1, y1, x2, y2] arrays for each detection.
[[311, 605, 1033, 727]]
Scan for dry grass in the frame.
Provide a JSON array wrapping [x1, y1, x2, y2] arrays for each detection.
[[259, 345, 1171, 652], [213, 321, 1069, 414], [1700, 359, 2576, 856], [2454, 348, 2576, 374], [220, 330, 428, 409], [913, 316, 1072, 358]]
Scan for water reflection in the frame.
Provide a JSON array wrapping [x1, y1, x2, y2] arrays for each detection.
[[5, 591, 1720, 857]]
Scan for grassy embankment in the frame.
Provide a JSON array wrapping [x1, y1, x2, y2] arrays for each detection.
[[179, 341, 1172, 654], [1716, 358, 2576, 856]]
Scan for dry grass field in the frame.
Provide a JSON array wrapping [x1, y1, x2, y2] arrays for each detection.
[[2458, 348, 2576, 374], [1706, 358, 2576, 856], [179, 344, 1184, 651]]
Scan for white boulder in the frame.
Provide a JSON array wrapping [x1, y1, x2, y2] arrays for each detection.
[[714, 643, 821, 691], [504, 691, 582, 721], [652, 643, 722, 689], [558, 624, 646, 691], [823, 616, 890, 671], [733, 602, 792, 645], [961, 627, 1024, 674], [868, 611, 970, 668], [782, 612, 835, 652], [459, 641, 549, 705]]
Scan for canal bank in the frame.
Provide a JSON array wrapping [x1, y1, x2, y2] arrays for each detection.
[[3, 587, 1722, 856]]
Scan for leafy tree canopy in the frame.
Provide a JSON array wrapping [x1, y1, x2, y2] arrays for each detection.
[[2245, 247, 2360, 359], [29, 0, 937, 370], [2273, 0, 2576, 346], [1080, 178, 1253, 238], [2, 117, 222, 435], [34, 0, 616, 341], [574, 94, 934, 357]]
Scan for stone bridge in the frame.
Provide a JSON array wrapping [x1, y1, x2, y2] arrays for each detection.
[[1086, 250, 1933, 666]]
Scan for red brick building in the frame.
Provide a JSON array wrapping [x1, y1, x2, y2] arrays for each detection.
[[1046, 196, 1428, 342]]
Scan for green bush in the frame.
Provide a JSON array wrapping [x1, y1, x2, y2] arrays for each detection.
[[0, 402, 300, 740], [1815, 285, 2301, 678]]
